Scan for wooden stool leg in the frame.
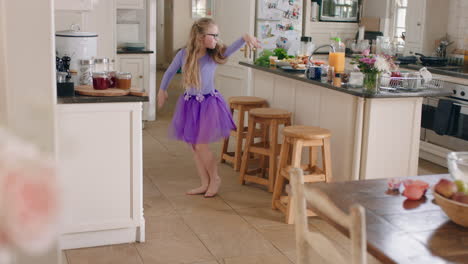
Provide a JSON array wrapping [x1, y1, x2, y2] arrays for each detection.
[[322, 137, 333, 182], [286, 139, 303, 224], [239, 116, 256, 185], [259, 123, 269, 178], [220, 106, 234, 163], [234, 106, 245, 171], [272, 137, 290, 209], [268, 119, 279, 192], [309, 146, 317, 169]]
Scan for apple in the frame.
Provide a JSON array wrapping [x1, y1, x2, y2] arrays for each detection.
[[435, 179, 458, 198], [454, 180, 468, 194], [452, 192, 468, 204]]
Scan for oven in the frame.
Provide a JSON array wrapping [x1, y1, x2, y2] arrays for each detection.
[[420, 82, 468, 166]]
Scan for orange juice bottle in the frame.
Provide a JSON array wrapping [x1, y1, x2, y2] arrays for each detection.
[[329, 37, 346, 73]]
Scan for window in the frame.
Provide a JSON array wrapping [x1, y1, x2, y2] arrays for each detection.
[[191, 0, 214, 19], [393, 0, 407, 42]]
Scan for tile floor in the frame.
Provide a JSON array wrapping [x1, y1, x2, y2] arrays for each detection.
[[62, 71, 448, 264]]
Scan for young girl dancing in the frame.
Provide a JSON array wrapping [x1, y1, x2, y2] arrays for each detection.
[[157, 17, 261, 198]]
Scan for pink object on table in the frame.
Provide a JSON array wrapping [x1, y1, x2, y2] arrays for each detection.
[[387, 178, 402, 190], [402, 179, 430, 200]]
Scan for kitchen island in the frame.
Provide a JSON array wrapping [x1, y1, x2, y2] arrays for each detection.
[[240, 62, 450, 182], [56, 94, 148, 249]]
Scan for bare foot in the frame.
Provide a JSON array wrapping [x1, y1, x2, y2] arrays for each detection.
[[186, 186, 208, 195], [204, 177, 221, 198]]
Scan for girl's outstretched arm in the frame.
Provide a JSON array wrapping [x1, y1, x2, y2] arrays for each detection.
[[158, 49, 184, 108], [223, 34, 261, 57]]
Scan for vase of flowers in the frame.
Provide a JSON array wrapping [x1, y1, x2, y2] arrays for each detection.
[[352, 51, 397, 95]]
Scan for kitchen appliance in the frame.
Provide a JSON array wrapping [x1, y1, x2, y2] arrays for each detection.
[[420, 82, 468, 166], [55, 25, 98, 80], [319, 0, 359, 22], [255, 0, 303, 56]]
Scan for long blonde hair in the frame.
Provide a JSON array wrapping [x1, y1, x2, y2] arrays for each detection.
[[183, 18, 227, 90]]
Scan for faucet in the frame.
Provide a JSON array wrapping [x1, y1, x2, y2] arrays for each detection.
[[308, 44, 336, 63]]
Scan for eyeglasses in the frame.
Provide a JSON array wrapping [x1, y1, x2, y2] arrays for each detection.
[[205, 33, 219, 39]]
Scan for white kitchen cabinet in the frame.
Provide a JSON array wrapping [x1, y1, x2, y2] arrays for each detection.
[[118, 55, 148, 92], [117, 54, 156, 121], [57, 102, 145, 249], [116, 0, 145, 9], [55, 0, 94, 11], [405, 0, 449, 55], [250, 68, 423, 181]]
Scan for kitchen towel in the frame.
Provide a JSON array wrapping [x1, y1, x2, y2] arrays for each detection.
[[421, 104, 435, 129], [433, 99, 460, 136]]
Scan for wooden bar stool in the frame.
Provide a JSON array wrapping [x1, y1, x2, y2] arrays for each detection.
[[271, 125, 332, 224], [239, 108, 292, 192], [220, 96, 267, 171]]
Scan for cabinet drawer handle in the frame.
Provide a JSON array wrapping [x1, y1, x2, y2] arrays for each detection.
[[139, 75, 143, 79]]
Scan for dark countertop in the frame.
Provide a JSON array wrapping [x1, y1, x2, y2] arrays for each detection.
[[401, 64, 468, 80], [58, 94, 149, 104], [117, 50, 154, 54], [240, 62, 452, 99]]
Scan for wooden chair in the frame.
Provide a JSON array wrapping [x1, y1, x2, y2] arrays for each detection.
[[272, 125, 332, 224], [239, 108, 292, 192], [220, 96, 267, 171], [290, 168, 367, 264]]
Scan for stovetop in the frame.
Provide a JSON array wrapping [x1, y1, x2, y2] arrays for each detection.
[[403, 64, 468, 80]]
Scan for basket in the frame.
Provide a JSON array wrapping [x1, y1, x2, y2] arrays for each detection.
[[380, 75, 445, 92]]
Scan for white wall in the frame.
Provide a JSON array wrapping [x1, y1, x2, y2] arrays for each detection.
[[55, 1, 116, 61], [448, 0, 468, 52], [172, 0, 195, 53], [0, 0, 58, 262], [423, 0, 449, 55], [302, 0, 359, 48]]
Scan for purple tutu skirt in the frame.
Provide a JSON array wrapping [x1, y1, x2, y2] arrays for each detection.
[[169, 90, 236, 144]]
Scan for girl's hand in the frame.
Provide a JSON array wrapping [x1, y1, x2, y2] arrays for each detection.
[[242, 34, 261, 50], [157, 89, 168, 109]]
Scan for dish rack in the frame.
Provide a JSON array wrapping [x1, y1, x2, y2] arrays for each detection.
[[379, 75, 445, 91]]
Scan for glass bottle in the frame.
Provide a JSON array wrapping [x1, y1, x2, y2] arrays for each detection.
[[329, 37, 346, 73]]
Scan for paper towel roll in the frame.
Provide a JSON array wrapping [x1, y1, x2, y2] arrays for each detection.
[[358, 26, 365, 41]]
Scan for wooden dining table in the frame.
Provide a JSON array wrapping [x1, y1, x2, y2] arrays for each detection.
[[307, 174, 468, 264]]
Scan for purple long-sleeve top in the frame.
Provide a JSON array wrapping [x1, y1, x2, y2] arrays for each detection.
[[159, 37, 246, 95]]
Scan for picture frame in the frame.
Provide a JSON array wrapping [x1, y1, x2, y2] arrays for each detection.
[[191, 0, 214, 19]]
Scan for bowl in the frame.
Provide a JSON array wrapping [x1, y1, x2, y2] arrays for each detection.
[[433, 190, 468, 227], [275, 60, 291, 67]]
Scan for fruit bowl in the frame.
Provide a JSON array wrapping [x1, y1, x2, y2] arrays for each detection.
[[433, 189, 468, 227]]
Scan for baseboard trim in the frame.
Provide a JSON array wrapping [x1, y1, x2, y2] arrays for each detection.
[[60, 227, 140, 250], [419, 141, 450, 168]]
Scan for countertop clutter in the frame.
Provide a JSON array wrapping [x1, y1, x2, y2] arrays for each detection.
[[240, 62, 452, 99], [57, 94, 148, 104]]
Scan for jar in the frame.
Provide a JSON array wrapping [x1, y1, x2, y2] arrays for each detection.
[[94, 58, 109, 73], [299, 36, 313, 57], [333, 73, 342, 87], [92, 72, 109, 90], [79, 59, 94, 85], [108, 71, 117, 88], [117, 72, 132, 90]]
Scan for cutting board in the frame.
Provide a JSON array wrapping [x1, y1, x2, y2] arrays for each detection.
[[75, 85, 130, 96]]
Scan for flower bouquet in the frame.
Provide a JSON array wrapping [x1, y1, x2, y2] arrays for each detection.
[[0, 129, 60, 262], [351, 50, 397, 94]]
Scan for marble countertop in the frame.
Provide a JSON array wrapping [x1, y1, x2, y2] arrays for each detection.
[[240, 62, 452, 99]]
